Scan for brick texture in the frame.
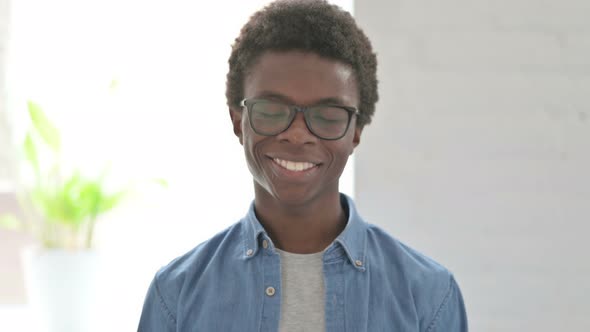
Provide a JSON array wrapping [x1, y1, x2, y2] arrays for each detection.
[[355, 0, 590, 331]]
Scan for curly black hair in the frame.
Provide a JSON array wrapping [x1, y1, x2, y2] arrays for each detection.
[[226, 0, 378, 128]]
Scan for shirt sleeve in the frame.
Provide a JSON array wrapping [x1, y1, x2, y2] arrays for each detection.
[[426, 275, 468, 332], [137, 276, 177, 332]]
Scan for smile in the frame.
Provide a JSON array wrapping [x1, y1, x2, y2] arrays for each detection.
[[272, 158, 318, 172]]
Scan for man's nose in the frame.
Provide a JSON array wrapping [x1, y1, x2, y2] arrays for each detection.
[[276, 111, 318, 144]]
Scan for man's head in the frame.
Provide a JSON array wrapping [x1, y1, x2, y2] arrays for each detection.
[[227, 0, 378, 206], [226, 0, 378, 129]]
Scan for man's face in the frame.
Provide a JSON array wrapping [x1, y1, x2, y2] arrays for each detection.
[[230, 51, 362, 206]]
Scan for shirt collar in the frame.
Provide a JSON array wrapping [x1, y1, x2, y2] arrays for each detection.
[[329, 194, 367, 271], [241, 193, 368, 272], [241, 201, 267, 259]]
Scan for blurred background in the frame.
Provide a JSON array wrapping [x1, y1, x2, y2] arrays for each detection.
[[1, 0, 589, 331]]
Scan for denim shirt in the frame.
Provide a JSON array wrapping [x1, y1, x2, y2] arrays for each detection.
[[138, 194, 468, 331]]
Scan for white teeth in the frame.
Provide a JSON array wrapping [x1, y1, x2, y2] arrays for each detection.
[[273, 158, 316, 172]]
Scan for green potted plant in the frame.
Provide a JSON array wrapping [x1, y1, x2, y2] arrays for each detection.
[[0, 101, 127, 249], [0, 99, 161, 332]]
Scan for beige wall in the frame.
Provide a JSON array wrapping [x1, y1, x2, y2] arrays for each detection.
[[354, 0, 590, 331], [0, 194, 32, 304], [0, 0, 12, 184], [0, 0, 27, 305]]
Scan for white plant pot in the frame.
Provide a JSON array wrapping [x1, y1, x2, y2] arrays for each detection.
[[22, 246, 101, 332]]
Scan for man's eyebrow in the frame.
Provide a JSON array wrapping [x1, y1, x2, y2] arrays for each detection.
[[253, 92, 349, 106], [254, 92, 293, 103], [313, 97, 349, 105]]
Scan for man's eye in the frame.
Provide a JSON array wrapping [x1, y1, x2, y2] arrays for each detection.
[[257, 111, 284, 118], [312, 114, 344, 123], [314, 117, 337, 123]]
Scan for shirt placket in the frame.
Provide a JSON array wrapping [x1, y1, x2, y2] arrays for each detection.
[[323, 258, 346, 332], [260, 242, 281, 332]]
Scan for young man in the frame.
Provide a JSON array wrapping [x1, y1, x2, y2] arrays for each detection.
[[139, 1, 468, 331]]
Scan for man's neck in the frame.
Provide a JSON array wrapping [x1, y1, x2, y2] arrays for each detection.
[[253, 188, 347, 254]]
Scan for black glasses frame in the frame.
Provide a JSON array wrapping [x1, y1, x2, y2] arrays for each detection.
[[240, 98, 360, 140]]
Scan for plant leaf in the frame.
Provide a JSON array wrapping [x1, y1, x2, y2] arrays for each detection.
[[0, 214, 22, 230], [27, 100, 61, 152], [23, 133, 40, 173], [97, 190, 127, 215], [77, 179, 103, 218], [58, 171, 94, 226]]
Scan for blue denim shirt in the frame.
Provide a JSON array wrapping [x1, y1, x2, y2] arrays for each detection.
[[138, 194, 468, 331]]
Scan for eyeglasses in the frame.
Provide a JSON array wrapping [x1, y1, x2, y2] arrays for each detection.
[[240, 98, 360, 140]]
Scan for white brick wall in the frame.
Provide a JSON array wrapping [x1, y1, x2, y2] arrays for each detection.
[[355, 1, 590, 331]]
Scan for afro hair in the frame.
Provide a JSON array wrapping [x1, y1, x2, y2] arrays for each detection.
[[226, 0, 378, 128]]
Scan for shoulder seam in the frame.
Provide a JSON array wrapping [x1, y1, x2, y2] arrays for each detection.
[[425, 274, 453, 332], [154, 276, 178, 325]]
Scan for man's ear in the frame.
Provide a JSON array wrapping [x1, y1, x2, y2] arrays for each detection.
[[351, 126, 362, 154], [229, 108, 244, 145]]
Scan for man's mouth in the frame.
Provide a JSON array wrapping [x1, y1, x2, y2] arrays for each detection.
[[272, 158, 319, 172]]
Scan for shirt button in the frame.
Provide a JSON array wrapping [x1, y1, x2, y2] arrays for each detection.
[[265, 286, 276, 297], [262, 240, 269, 249], [355, 260, 363, 267], [246, 249, 253, 256]]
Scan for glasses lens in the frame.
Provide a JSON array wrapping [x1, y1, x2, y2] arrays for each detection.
[[250, 101, 292, 135], [307, 106, 350, 139]]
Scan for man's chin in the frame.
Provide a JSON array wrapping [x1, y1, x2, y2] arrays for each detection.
[[256, 184, 320, 209], [254, 180, 333, 209], [272, 189, 316, 207]]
